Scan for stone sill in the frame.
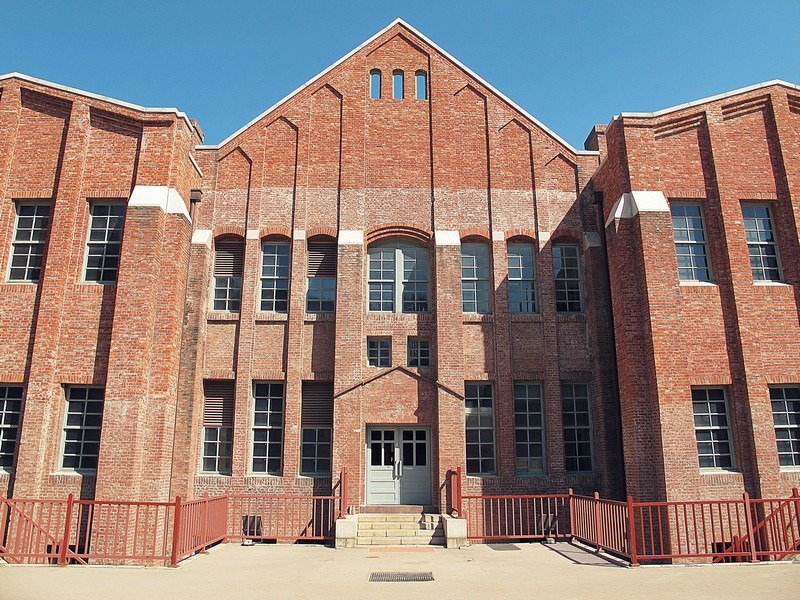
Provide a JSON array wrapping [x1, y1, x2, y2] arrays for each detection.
[[462, 313, 493, 323], [254, 312, 288, 322], [207, 311, 240, 322]]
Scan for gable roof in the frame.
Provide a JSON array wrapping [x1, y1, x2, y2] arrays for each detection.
[[198, 18, 597, 156]]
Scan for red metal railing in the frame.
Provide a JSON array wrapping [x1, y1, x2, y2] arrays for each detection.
[[570, 491, 631, 559], [171, 494, 229, 566]]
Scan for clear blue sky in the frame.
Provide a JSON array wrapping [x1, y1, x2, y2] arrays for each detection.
[[2, 1, 798, 149]]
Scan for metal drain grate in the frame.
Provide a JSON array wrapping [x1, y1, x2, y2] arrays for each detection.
[[369, 571, 434, 582], [486, 543, 521, 551]]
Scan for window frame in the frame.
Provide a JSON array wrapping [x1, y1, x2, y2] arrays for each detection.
[[415, 70, 428, 100], [407, 337, 431, 368], [465, 382, 496, 476], [770, 386, 800, 468], [742, 203, 783, 282], [367, 239, 430, 314], [671, 202, 712, 282], [7, 201, 51, 283], [300, 427, 332, 478], [201, 380, 234, 475], [692, 387, 736, 471], [259, 240, 290, 313], [507, 242, 538, 313], [370, 69, 382, 99], [251, 381, 284, 476], [0, 385, 22, 472], [212, 236, 244, 312], [61, 386, 104, 473], [367, 337, 392, 368], [552, 243, 582, 313], [393, 69, 404, 99], [83, 201, 125, 284], [461, 242, 492, 314], [562, 382, 593, 473], [514, 381, 545, 476], [306, 239, 337, 314]]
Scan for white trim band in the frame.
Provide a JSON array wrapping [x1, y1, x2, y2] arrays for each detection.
[[128, 185, 190, 220]]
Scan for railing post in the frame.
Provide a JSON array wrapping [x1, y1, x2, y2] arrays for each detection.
[[793, 488, 800, 533], [58, 493, 75, 566], [339, 467, 348, 518], [626, 495, 639, 566], [201, 493, 210, 553], [742, 492, 758, 563], [594, 492, 603, 552], [169, 496, 182, 568], [568, 488, 575, 539], [455, 466, 463, 517]]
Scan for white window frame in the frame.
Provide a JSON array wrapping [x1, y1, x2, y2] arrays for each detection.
[[692, 387, 736, 470], [367, 337, 391, 368], [552, 244, 582, 313], [514, 382, 545, 475], [742, 203, 782, 282], [461, 243, 491, 314], [367, 240, 429, 313], [507, 243, 537, 313], [7, 202, 51, 283], [562, 382, 593, 473], [0, 385, 22, 472], [61, 386, 104, 472], [770, 386, 800, 468], [465, 382, 495, 476], [251, 381, 284, 476], [671, 202, 712, 282], [260, 241, 290, 313], [83, 202, 125, 284]]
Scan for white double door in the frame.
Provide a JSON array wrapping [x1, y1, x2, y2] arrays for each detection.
[[366, 427, 431, 505]]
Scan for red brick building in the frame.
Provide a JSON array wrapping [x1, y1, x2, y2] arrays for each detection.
[[0, 20, 797, 520]]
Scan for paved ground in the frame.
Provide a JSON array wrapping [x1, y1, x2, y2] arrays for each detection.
[[1, 542, 798, 600]]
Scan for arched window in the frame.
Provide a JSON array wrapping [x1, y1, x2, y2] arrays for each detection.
[[368, 239, 429, 313], [415, 70, 427, 100], [260, 239, 290, 312], [507, 242, 537, 313], [393, 69, 404, 100], [370, 69, 381, 99]]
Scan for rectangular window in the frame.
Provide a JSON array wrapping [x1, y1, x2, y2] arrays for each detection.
[[514, 382, 544, 475], [692, 388, 734, 469], [62, 387, 104, 471], [562, 383, 592, 472], [462, 243, 491, 314], [0, 386, 22, 471], [553, 244, 581, 312], [367, 337, 391, 368], [407, 337, 431, 368], [306, 240, 336, 313], [742, 204, 782, 281], [260, 242, 290, 312], [252, 382, 284, 475], [202, 381, 233, 475], [465, 382, 495, 475], [507, 243, 537, 313], [301, 382, 333, 477], [367, 242, 429, 313], [671, 203, 711, 282], [8, 203, 50, 282], [770, 386, 800, 468], [213, 238, 244, 311], [85, 203, 125, 283]]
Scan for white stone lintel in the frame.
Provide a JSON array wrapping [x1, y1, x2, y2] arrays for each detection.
[[492, 230, 505, 241], [435, 230, 461, 246], [293, 229, 307, 240], [582, 232, 602, 249], [338, 230, 364, 245], [191, 229, 212, 246], [128, 185, 190, 221], [246, 229, 259, 240], [605, 191, 669, 227]]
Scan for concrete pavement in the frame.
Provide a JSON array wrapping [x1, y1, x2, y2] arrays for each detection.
[[1, 541, 798, 600]]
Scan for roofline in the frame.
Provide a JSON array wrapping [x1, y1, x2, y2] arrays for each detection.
[[617, 79, 800, 119], [198, 18, 597, 156], [0, 72, 198, 136]]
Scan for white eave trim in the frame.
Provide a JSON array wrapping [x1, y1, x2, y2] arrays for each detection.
[[617, 80, 800, 119], [0, 72, 198, 137], [196, 18, 597, 157]]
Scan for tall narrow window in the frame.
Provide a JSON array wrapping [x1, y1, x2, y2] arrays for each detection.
[[393, 69, 404, 100], [0, 386, 22, 471], [552, 244, 581, 313], [202, 380, 234, 475], [260, 241, 290, 312], [306, 239, 336, 313], [415, 70, 427, 100], [465, 382, 495, 475], [84, 203, 125, 283], [562, 383, 592, 472], [301, 382, 333, 477], [8, 202, 50, 282], [692, 388, 734, 469], [62, 387, 104, 471], [367, 240, 429, 313], [252, 382, 284, 475], [671, 203, 711, 281], [771, 386, 800, 467], [370, 69, 381, 99], [213, 237, 244, 311], [507, 243, 537, 313], [461, 243, 491, 314], [514, 382, 544, 475], [742, 204, 782, 281]]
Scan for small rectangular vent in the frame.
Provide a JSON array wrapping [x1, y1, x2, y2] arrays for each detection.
[[369, 571, 434, 582], [486, 543, 521, 551]]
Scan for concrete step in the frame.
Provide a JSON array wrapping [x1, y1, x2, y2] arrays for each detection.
[[355, 514, 444, 547], [357, 535, 445, 546]]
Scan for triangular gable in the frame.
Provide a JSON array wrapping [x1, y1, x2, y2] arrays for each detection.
[[334, 365, 462, 400]]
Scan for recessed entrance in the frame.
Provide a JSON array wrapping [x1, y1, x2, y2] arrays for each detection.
[[366, 427, 431, 505]]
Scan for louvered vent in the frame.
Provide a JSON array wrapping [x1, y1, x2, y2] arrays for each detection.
[[301, 382, 333, 428], [214, 239, 244, 277], [307, 241, 337, 278], [203, 380, 235, 427]]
